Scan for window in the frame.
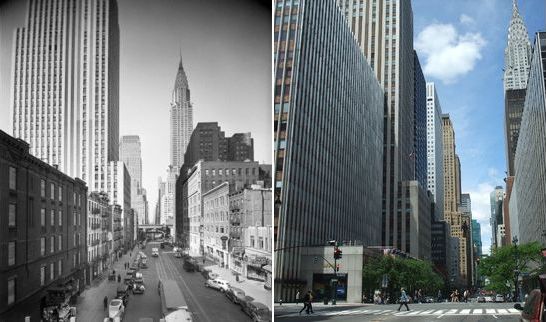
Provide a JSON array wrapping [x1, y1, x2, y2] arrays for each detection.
[[40, 266, 45, 286], [8, 204, 16, 228], [8, 242, 15, 266], [50, 183, 55, 200], [50, 210, 55, 226], [41, 179, 46, 198], [7, 278, 15, 305], [73, 211, 76, 225], [41, 237, 45, 256], [50, 236, 54, 253], [250, 236, 255, 248], [58, 210, 62, 226], [50, 262, 54, 280], [58, 235, 62, 251], [9, 167, 16, 190], [58, 260, 62, 277], [58, 186, 62, 202], [259, 237, 264, 249], [41, 208, 46, 227]]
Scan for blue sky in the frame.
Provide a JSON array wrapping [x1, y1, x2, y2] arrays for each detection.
[[412, 0, 544, 255]]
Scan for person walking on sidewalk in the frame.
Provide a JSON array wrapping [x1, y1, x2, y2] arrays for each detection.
[[295, 290, 300, 305], [398, 288, 410, 311], [103, 296, 108, 311], [117, 274, 121, 283], [299, 291, 310, 315]]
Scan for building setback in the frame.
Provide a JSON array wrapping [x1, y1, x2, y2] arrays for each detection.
[[273, 0, 384, 301], [512, 32, 546, 245], [0, 130, 87, 321], [11, 0, 119, 192]]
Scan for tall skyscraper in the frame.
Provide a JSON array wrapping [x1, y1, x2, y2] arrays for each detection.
[[442, 114, 470, 287], [120, 135, 148, 225], [337, 0, 416, 250], [426, 83, 444, 221], [471, 219, 482, 257], [274, 0, 384, 301], [504, 0, 532, 176], [11, 0, 120, 192], [170, 57, 193, 170], [511, 32, 546, 245], [460, 193, 472, 215]]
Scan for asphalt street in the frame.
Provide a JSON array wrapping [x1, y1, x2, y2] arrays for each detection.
[[143, 241, 252, 322], [275, 302, 521, 322]]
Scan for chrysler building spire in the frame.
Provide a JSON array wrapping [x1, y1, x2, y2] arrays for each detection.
[[503, 0, 532, 91]]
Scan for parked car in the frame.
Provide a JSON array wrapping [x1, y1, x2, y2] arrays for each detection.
[[423, 296, 434, 303], [174, 252, 182, 258], [225, 287, 246, 304], [485, 296, 494, 303], [239, 296, 256, 315], [116, 284, 129, 306], [133, 281, 145, 294], [140, 261, 148, 269], [152, 248, 159, 257], [108, 299, 125, 319], [241, 301, 271, 322], [514, 274, 546, 322], [495, 294, 505, 303], [477, 296, 486, 303], [127, 268, 137, 277], [205, 279, 230, 292], [134, 272, 143, 284], [184, 259, 196, 272]]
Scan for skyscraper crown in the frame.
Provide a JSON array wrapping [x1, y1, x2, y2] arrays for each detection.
[[503, 0, 532, 91]]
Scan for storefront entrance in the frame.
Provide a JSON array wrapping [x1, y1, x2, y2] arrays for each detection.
[[312, 273, 348, 301]]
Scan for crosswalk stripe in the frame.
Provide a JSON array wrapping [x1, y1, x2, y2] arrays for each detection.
[[508, 308, 520, 313], [486, 309, 496, 314], [460, 309, 471, 314], [473, 309, 483, 314], [405, 310, 423, 315], [374, 310, 392, 315], [420, 310, 435, 314], [497, 309, 508, 314], [446, 309, 458, 314], [432, 310, 444, 315]]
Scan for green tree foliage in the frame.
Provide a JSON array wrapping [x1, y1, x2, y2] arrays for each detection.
[[478, 241, 542, 294], [362, 256, 444, 300]]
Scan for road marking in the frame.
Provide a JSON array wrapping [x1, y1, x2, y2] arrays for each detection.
[[431, 310, 444, 315], [420, 310, 435, 314], [473, 309, 483, 314], [486, 309, 496, 314], [446, 309, 458, 314], [374, 310, 392, 315], [508, 308, 520, 313], [497, 309, 508, 314], [459, 309, 471, 314], [492, 314, 498, 319]]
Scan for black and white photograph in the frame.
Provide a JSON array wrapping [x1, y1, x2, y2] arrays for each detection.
[[0, 0, 272, 321]]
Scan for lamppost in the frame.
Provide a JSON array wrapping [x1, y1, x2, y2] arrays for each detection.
[[513, 236, 519, 302]]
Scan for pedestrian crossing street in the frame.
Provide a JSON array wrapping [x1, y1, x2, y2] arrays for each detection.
[[282, 307, 520, 318]]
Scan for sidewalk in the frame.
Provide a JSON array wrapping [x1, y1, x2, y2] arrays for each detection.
[[202, 260, 272, 310], [274, 302, 373, 316], [75, 246, 138, 321]]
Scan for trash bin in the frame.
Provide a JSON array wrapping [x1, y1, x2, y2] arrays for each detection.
[[323, 297, 329, 305]]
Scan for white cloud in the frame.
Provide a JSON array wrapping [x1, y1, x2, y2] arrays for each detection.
[[415, 23, 486, 84], [459, 14, 475, 26]]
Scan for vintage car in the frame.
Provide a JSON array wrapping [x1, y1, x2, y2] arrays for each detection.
[[225, 286, 246, 304], [204, 279, 230, 292], [242, 301, 271, 322], [133, 281, 145, 294]]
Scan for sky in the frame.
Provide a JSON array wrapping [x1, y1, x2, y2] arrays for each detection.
[[412, 0, 544, 255], [1, 0, 544, 256], [0, 0, 272, 224]]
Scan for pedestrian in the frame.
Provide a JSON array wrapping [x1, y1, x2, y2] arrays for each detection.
[[463, 289, 469, 303], [295, 290, 300, 305], [398, 288, 410, 311], [103, 296, 108, 310], [437, 290, 442, 303], [299, 291, 310, 315], [417, 289, 422, 303], [307, 291, 314, 314], [117, 274, 121, 283]]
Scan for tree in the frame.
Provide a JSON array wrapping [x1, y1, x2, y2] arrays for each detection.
[[478, 241, 542, 294], [362, 255, 444, 302]]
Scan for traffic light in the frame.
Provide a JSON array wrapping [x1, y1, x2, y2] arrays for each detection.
[[334, 247, 343, 259]]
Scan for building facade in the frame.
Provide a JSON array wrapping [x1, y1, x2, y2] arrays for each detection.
[[87, 192, 111, 284], [203, 182, 230, 268], [490, 186, 504, 249], [274, 0, 384, 301], [228, 133, 254, 162], [181, 160, 261, 255], [426, 83, 444, 221], [11, 0, 120, 192], [512, 32, 546, 245], [0, 130, 87, 321], [337, 0, 415, 251], [106, 161, 131, 249], [170, 58, 193, 170], [414, 52, 428, 189]]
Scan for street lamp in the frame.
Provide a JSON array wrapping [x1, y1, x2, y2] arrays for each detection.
[[513, 236, 519, 302]]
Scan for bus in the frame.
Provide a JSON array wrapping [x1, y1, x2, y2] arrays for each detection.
[[158, 279, 192, 322]]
